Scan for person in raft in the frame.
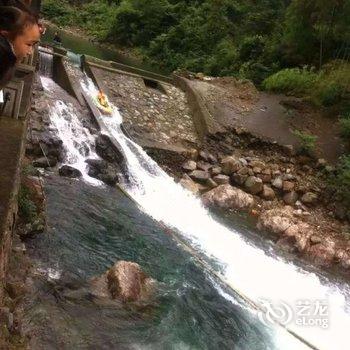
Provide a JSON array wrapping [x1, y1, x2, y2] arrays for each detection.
[[98, 90, 109, 108], [0, 5, 41, 104]]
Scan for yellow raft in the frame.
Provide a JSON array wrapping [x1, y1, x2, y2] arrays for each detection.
[[93, 95, 113, 115]]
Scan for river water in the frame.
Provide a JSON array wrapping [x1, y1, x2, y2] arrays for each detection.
[[22, 51, 350, 350]]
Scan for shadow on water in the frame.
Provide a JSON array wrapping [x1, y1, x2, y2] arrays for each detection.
[[24, 176, 278, 350]]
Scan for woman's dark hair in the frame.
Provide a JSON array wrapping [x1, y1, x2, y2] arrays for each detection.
[[0, 35, 16, 89], [0, 6, 38, 40], [0, 0, 35, 15], [0, 5, 37, 89]]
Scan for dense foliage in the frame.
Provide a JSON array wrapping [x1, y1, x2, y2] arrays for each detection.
[[329, 155, 350, 208], [263, 61, 350, 106], [42, 0, 350, 86]]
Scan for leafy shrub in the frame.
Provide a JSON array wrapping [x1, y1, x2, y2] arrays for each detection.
[[293, 130, 317, 154], [239, 61, 271, 85], [109, 0, 173, 46], [239, 35, 265, 61], [73, 1, 118, 40], [330, 156, 350, 206], [203, 39, 239, 77], [42, 0, 73, 25], [262, 68, 317, 95], [314, 82, 343, 106], [311, 61, 350, 107], [339, 110, 350, 141], [18, 186, 37, 222]]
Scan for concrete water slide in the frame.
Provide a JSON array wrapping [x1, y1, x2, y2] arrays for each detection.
[[46, 47, 195, 156]]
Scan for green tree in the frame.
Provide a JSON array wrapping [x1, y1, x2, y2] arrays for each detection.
[[109, 0, 174, 46], [283, 0, 350, 67]]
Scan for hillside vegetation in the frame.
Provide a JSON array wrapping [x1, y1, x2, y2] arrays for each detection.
[[42, 0, 349, 83]]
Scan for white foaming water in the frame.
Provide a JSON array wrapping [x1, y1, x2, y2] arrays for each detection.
[[38, 48, 54, 77], [40, 77, 101, 186], [82, 80, 350, 350]]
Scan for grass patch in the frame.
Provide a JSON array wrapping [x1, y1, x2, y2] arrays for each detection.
[[329, 155, 350, 207], [262, 68, 318, 95], [311, 61, 350, 107], [292, 129, 317, 155], [263, 61, 350, 108], [340, 116, 350, 140]]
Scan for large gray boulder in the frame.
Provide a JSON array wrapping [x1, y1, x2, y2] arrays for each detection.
[[182, 160, 197, 172], [261, 185, 276, 201], [301, 192, 318, 205], [213, 174, 230, 185], [99, 166, 119, 186], [179, 175, 201, 195], [90, 261, 156, 302], [86, 158, 108, 174], [189, 170, 210, 184], [96, 134, 124, 164], [59, 165, 82, 178], [86, 159, 119, 186], [244, 176, 263, 194], [202, 184, 254, 210], [107, 261, 155, 302], [283, 191, 298, 205], [220, 156, 241, 175]]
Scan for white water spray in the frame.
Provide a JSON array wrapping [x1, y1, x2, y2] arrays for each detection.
[[40, 76, 101, 185]]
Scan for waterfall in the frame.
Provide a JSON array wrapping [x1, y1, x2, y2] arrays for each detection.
[[39, 75, 101, 185], [81, 78, 350, 350]]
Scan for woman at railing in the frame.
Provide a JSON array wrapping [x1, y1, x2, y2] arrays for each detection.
[[0, 5, 40, 106]]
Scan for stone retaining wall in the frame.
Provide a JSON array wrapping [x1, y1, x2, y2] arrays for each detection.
[[173, 75, 225, 141], [0, 119, 28, 303]]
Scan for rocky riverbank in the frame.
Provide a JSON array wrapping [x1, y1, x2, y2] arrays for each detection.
[[0, 166, 47, 348], [149, 127, 350, 272]]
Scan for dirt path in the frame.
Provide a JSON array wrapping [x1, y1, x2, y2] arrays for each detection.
[[190, 77, 344, 163]]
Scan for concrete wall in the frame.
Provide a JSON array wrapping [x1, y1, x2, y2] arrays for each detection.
[[0, 51, 37, 303], [52, 54, 85, 105], [83, 55, 174, 86], [0, 119, 28, 303], [173, 75, 225, 141]]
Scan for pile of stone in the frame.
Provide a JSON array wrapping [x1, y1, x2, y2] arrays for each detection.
[[178, 148, 350, 269], [257, 206, 350, 268], [179, 149, 320, 209]]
